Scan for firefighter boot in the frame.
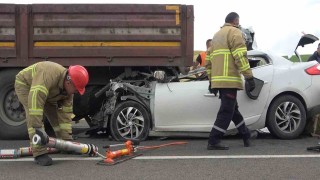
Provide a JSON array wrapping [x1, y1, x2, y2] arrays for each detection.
[[208, 126, 229, 150], [243, 138, 250, 147], [243, 131, 258, 147], [207, 143, 229, 150], [34, 154, 53, 166]]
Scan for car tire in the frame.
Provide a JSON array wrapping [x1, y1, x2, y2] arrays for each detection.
[[110, 100, 150, 141], [0, 69, 28, 140], [267, 95, 306, 139]]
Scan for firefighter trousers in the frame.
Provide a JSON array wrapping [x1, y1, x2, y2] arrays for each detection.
[[15, 82, 72, 157], [208, 88, 250, 145]]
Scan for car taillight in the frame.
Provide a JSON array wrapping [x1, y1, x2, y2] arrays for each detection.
[[305, 64, 320, 75]]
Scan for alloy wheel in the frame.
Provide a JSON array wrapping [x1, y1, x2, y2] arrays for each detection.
[[275, 101, 301, 133], [116, 106, 145, 139]]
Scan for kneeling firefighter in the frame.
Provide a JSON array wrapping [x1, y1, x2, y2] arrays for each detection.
[[15, 61, 89, 166]]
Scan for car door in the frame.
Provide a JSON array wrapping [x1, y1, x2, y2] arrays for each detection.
[[235, 63, 273, 128], [154, 55, 274, 132], [154, 80, 220, 132]]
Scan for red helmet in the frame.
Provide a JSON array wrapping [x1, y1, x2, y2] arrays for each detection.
[[68, 65, 89, 95]]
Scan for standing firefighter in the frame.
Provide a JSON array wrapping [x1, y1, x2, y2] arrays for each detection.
[[14, 61, 89, 166], [206, 12, 255, 150]]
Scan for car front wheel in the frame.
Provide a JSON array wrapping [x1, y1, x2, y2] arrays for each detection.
[[267, 95, 306, 139], [110, 100, 150, 141]]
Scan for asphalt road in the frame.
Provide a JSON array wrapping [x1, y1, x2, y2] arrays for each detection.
[[1, 132, 320, 180]]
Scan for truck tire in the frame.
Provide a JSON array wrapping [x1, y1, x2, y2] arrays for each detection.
[[0, 69, 28, 139], [110, 101, 150, 141]]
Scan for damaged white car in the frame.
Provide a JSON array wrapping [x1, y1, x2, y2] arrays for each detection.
[[90, 34, 320, 141]]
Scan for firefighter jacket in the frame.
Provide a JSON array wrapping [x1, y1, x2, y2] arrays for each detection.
[[15, 61, 73, 129], [206, 23, 253, 90]]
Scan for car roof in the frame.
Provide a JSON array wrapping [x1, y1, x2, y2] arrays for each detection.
[[247, 50, 267, 56]]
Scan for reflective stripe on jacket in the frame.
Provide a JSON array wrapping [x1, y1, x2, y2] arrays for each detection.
[[206, 23, 253, 90], [15, 61, 73, 128]]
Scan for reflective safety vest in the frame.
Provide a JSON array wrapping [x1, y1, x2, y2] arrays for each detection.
[[206, 23, 253, 90], [15, 61, 73, 128], [200, 52, 207, 67]]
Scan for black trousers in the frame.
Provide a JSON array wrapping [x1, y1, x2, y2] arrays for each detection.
[[208, 88, 250, 145]]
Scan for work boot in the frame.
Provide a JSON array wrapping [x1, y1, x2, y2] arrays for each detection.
[[207, 143, 229, 150], [243, 138, 250, 147], [243, 130, 259, 147], [34, 154, 53, 166]]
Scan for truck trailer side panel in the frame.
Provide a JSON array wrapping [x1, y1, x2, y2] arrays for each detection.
[[0, 4, 194, 67]]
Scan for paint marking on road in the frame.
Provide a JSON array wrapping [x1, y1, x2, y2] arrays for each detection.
[[135, 155, 320, 159], [1, 154, 320, 162]]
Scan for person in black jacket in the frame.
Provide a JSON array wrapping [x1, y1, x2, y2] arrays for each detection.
[[307, 43, 320, 62]]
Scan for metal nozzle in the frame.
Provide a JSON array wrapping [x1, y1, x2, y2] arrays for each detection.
[[32, 128, 49, 145], [32, 134, 42, 145]]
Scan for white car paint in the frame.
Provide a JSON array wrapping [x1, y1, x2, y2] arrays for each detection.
[[152, 50, 320, 136]]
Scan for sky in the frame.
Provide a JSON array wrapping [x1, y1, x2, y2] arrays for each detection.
[[2, 0, 320, 56]]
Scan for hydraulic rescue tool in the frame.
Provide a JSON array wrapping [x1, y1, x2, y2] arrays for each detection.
[[97, 140, 141, 165], [1, 128, 187, 165], [32, 128, 98, 156], [97, 140, 188, 166], [0, 147, 58, 159]]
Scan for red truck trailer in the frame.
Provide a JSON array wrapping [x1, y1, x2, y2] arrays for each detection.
[[0, 4, 194, 139]]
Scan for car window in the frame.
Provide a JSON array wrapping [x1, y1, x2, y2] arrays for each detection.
[[248, 56, 269, 68]]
